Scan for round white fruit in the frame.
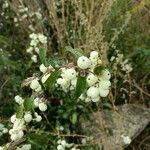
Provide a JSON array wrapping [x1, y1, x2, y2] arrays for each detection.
[[100, 69, 111, 80], [24, 112, 32, 123], [90, 51, 99, 59], [99, 80, 111, 90], [39, 102, 47, 111], [30, 79, 40, 90], [86, 74, 98, 86], [87, 86, 99, 99], [41, 73, 50, 83], [91, 96, 100, 102], [39, 64, 47, 73], [77, 56, 91, 69], [64, 68, 77, 80], [99, 88, 109, 97]]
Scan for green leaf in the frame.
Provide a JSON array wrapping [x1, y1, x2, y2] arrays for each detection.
[[24, 97, 35, 111], [65, 46, 84, 58], [44, 70, 61, 89], [16, 105, 24, 118], [70, 113, 77, 124], [75, 76, 86, 99], [93, 65, 105, 75], [39, 48, 47, 66], [28, 133, 49, 149], [102, 100, 112, 109], [0, 35, 9, 46]]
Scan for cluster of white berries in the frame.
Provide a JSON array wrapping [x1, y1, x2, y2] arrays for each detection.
[[15, 95, 24, 105], [38, 51, 111, 102], [30, 78, 42, 92], [121, 135, 131, 145], [0, 123, 8, 136], [56, 68, 77, 92], [17, 144, 31, 150], [57, 139, 80, 150], [14, 5, 42, 26], [9, 115, 25, 141], [26, 33, 47, 63], [9, 94, 45, 141], [77, 51, 111, 102]]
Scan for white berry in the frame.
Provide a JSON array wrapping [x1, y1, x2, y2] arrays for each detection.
[[91, 96, 100, 102], [64, 68, 77, 80], [86, 74, 98, 86], [99, 80, 111, 90], [17, 130, 24, 138], [39, 103, 47, 111], [87, 86, 99, 99], [24, 112, 32, 123], [41, 73, 50, 83], [14, 95, 24, 105], [39, 64, 47, 73], [34, 98, 40, 107], [77, 56, 90, 69], [100, 69, 111, 80], [35, 85, 42, 92], [90, 51, 99, 58], [35, 115, 42, 122], [10, 134, 18, 141], [10, 114, 16, 123], [57, 145, 65, 150], [99, 88, 109, 97], [30, 79, 40, 90]]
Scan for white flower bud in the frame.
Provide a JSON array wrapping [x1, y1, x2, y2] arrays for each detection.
[[24, 112, 32, 123], [64, 68, 77, 80], [86, 74, 98, 86], [30, 79, 40, 90], [77, 56, 91, 69], [99, 80, 111, 90], [39, 64, 47, 73], [39, 103, 47, 111], [99, 88, 109, 97], [87, 86, 99, 99], [90, 51, 99, 59], [41, 73, 50, 83]]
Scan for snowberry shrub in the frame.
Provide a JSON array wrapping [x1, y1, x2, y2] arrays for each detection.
[[1, 49, 111, 149]]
